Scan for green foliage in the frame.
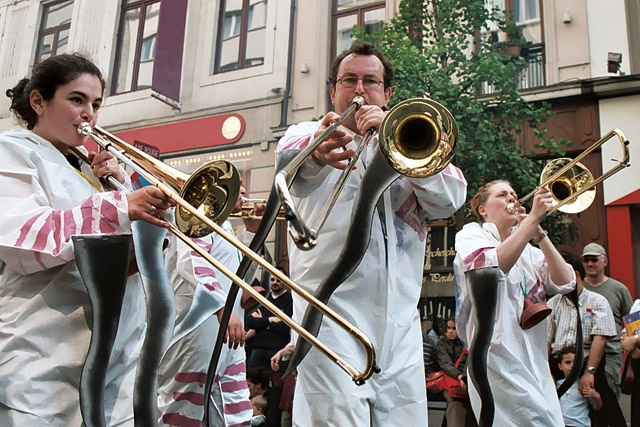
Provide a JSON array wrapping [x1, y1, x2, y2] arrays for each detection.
[[353, 0, 564, 242]]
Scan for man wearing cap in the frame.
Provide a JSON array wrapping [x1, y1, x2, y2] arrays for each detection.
[[581, 242, 633, 403]]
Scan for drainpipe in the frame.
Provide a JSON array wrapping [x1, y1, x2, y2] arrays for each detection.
[[280, 0, 296, 127], [275, 0, 296, 267]]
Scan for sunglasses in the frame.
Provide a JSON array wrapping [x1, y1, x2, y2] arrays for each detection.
[[582, 256, 602, 263]]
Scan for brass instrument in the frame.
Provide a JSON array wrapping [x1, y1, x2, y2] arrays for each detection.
[[228, 197, 287, 220], [276, 97, 457, 250], [275, 96, 368, 250], [76, 123, 378, 385], [508, 129, 630, 214], [284, 97, 458, 375]]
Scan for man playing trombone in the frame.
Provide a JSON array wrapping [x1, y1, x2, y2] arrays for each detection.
[[276, 41, 467, 426]]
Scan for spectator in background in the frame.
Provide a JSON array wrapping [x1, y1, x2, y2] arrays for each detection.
[[245, 267, 293, 371], [433, 316, 476, 427], [621, 299, 640, 427], [271, 344, 296, 427], [556, 347, 602, 427], [422, 319, 437, 377], [547, 253, 623, 426], [581, 243, 632, 401], [247, 367, 280, 427], [251, 395, 267, 427]]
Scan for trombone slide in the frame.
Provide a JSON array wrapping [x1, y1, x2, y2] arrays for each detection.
[[509, 129, 630, 215], [77, 122, 378, 385]]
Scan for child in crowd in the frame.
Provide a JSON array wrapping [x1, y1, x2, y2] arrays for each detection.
[[556, 347, 602, 427], [251, 395, 267, 426]]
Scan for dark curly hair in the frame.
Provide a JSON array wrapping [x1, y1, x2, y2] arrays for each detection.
[[6, 53, 105, 130], [328, 41, 395, 89], [246, 366, 271, 390]]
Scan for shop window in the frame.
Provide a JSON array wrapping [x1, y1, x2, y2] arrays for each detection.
[[213, 0, 267, 74], [34, 0, 73, 63]]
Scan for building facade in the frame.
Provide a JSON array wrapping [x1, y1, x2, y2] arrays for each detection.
[[0, 0, 637, 303]]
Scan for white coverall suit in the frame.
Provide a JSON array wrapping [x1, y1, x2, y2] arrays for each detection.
[[158, 220, 252, 426], [0, 129, 146, 425], [454, 222, 575, 426], [276, 122, 467, 426]]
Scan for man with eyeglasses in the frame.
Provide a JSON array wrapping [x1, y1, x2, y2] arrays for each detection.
[[275, 41, 467, 426], [245, 266, 293, 371], [581, 243, 632, 408]]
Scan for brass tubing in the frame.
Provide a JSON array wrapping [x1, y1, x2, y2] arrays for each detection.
[[510, 129, 630, 214], [77, 123, 378, 385]]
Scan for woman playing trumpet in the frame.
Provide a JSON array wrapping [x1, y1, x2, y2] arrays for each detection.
[[454, 180, 575, 426], [0, 53, 174, 425]]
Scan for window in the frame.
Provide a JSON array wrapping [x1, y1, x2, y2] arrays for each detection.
[[34, 0, 73, 63], [332, 0, 385, 57], [213, 0, 267, 74], [513, 0, 539, 24], [112, 0, 160, 94]]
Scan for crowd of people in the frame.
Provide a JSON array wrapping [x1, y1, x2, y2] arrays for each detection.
[[0, 41, 637, 427]]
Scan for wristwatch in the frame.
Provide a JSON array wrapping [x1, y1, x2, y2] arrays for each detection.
[[586, 366, 597, 375]]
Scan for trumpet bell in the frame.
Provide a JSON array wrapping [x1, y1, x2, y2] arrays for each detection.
[[176, 161, 240, 238], [379, 98, 458, 178], [541, 158, 595, 214]]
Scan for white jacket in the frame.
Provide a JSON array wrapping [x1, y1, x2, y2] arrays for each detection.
[[277, 122, 467, 426], [454, 221, 576, 426], [0, 129, 145, 425]]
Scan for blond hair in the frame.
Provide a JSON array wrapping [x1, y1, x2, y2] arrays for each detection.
[[470, 180, 511, 223]]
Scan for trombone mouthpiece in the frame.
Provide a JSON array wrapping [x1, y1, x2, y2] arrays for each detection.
[[507, 203, 517, 214], [78, 122, 92, 137], [352, 96, 365, 108]]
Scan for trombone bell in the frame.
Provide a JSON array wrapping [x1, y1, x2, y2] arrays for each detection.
[[176, 161, 240, 237], [541, 158, 595, 214], [379, 98, 458, 178]]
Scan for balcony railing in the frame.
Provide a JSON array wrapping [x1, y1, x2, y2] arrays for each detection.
[[482, 42, 545, 94]]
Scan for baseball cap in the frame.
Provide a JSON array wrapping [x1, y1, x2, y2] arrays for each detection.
[[581, 243, 606, 258]]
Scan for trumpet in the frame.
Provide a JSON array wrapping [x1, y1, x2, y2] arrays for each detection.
[[507, 129, 630, 215], [76, 123, 378, 385]]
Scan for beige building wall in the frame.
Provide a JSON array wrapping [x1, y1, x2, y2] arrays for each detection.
[[598, 95, 640, 205], [0, 0, 636, 207]]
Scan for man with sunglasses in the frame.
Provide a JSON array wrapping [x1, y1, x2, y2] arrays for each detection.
[[276, 41, 467, 426], [245, 267, 293, 370], [581, 243, 632, 409]]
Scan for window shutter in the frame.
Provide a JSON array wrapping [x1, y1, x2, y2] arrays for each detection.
[[151, 0, 188, 102]]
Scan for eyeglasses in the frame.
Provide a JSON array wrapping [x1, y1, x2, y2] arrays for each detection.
[[336, 76, 384, 89], [582, 256, 602, 264]]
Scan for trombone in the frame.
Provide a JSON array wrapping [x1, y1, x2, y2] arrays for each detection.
[[228, 197, 287, 220], [275, 97, 458, 251], [275, 96, 368, 250], [508, 129, 630, 214], [283, 97, 459, 374], [76, 123, 378, 385]]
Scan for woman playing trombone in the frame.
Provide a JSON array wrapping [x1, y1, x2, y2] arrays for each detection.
[[0, 53, 174, 425], [454, 180, 575, 426]]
